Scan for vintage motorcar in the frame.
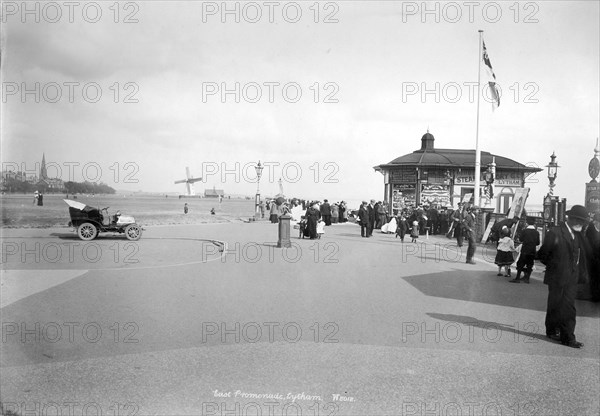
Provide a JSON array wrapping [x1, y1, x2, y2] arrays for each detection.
[[64, 199, 142, 241]]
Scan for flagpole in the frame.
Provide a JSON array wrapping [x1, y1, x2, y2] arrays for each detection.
[[474, 29, 483, 207]]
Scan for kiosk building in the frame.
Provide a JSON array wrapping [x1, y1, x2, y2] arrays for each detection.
[[374, 131, 542, 214]]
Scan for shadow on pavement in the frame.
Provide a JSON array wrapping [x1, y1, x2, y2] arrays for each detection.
[[50, 233, 128, 240], [404, 270, 600, 318], [336, 233, 366, 238], [427, 312, 551, 344]]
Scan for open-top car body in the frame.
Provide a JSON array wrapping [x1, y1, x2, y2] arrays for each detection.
[[64, 199, 142, 241]]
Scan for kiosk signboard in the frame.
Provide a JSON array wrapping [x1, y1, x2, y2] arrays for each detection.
[[585, 182, 600, 215]]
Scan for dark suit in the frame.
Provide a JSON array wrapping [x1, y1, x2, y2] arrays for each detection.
[[428, 208, 439, 234], [396, 217, 409, 241], [358, 206, 369, 237], [452, 208, 464, 246], [367, 204, 375, 237], [585, 223, 600, 301], [320, 202, 331, 226], [537, 222, 587, 343], [463, 212, 477, 262]]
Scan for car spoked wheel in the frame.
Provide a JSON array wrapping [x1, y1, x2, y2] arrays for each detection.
[[125, 224, 142, 241], [78, 223, 97, 241]]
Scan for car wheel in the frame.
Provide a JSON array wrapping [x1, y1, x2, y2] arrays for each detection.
[[125, 224, 142, 241], [78, 223, 97, 241]]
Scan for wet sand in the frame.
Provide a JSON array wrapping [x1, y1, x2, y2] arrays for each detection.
[[1, 194, 255, 228]]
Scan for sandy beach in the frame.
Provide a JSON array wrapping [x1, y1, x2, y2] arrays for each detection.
[[0, 194, 256, 228]]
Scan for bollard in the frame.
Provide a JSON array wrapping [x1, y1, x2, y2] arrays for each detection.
[[277, 213, 292, 248]]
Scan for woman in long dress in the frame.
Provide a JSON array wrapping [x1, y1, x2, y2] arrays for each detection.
[[269, 201, 279, 223], [381, 217, 397, 234], [305, 203, 321, 239]]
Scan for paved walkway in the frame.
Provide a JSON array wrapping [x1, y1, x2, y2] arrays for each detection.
[[1, 222, 599, 415]]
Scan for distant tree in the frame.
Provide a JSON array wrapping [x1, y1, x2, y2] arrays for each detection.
[[4, 177, 35, 193], [63, 181, 116, 194]]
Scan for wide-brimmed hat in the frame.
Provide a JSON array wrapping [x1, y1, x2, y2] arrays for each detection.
[[566, 205, 588, 221]]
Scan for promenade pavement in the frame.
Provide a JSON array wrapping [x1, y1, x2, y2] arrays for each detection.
[[1, 221, 599, 415]]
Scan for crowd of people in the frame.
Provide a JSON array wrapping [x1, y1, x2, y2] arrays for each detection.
[[257, 198, 350, 239], [357, 199, 600, 350]]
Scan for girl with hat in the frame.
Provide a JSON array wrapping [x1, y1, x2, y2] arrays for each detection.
[[495, 226, 518, 277]]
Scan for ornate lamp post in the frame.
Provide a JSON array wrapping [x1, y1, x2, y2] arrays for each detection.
[[546, 152, 559, 196], [543, 152, 560, 235], [254, 161, 264, 219], [585, 138, 600, 217]]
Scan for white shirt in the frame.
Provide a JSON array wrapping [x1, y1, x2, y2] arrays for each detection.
[[497, 236, 515, 252]]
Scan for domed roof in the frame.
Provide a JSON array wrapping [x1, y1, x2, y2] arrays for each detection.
[[374, 131, 542, 173], [420, 130, 435, 151]]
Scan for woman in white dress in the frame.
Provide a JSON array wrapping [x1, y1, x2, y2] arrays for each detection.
[[381, 217, 397, 234]]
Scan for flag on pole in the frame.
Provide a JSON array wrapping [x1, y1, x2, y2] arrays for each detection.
[[482, 40, 500, 109]]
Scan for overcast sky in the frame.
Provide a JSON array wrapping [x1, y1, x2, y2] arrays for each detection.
[[1, 1, 599, 208]]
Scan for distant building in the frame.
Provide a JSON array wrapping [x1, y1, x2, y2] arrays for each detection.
[[1, 154, 67, 192], [204, 187, 225, 198], [36, 153, 64, 191], [374, 131, 542, 214], [1, 170, 30, 182]]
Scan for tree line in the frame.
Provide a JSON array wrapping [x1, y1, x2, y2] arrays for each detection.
[[1, 178, 115, 194]]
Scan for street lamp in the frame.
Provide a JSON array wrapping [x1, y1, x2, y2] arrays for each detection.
[[545, 152, 559, 196], [254, 161, 264, 219]]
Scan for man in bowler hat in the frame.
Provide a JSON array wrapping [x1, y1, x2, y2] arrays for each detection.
[[537, 205, 590, 348]]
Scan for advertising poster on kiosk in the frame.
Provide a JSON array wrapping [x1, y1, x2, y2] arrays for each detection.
[[507, 187, 530, 220]]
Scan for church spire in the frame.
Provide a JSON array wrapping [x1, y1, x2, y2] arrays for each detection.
[[40, 153, 47, 180]]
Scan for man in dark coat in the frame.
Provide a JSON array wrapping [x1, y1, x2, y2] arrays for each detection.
[[463, 205, 479, 264], [320, 199, 331, 226], [428, 206, 440, 235], [584, 212, 600, 302], [358, 201, 369, 237], [537, 205, 589, 348], [510, 216, 540, 283], [451, 203, 465, 246], [367, 200, 376, 237], [439, 208, 449, 235], [396, 213, 409, 242]]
